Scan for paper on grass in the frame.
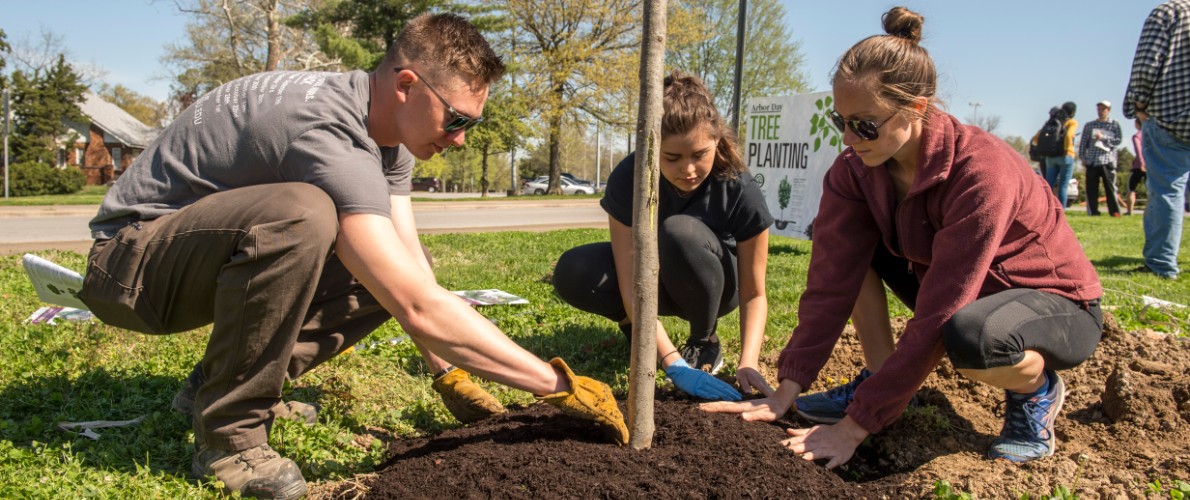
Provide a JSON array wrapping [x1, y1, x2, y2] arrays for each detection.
[[58, 416, 145, 441], [22, 254, 88, 310], [1142, 295, 1186, 309], [452, 289, 529, 306], [25, 306, 94, 325]]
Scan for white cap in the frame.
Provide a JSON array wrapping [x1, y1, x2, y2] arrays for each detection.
[[1097, 100, 1112, 108]]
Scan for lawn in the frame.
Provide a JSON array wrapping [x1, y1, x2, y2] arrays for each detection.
[[0, 185, 110, 206], [0, 213, 1185, 497]]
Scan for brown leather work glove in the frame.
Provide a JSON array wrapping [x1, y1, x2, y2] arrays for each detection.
[[432, 367, 506, 424], [535, 358, 629, 446]]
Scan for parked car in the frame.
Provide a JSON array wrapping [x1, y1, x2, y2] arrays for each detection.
[[412, 177, 441, 192], [560, 172, 593, 187], [1066, 178, 1079, 207], [520, 176, 595, 195]]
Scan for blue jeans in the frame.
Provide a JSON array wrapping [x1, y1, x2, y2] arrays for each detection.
[[1142, 120, 1190, 278], [1044, 155, 1075, 207]]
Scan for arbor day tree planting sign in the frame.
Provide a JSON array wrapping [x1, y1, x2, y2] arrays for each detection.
[[744, 92, 841, 240]]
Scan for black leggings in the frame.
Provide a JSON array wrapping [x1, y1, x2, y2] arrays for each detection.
[[870, 245, 1103, 370], [552, 215, 739, 343]]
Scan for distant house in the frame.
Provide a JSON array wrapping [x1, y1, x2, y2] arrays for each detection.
[[61, 93, 157, 185]]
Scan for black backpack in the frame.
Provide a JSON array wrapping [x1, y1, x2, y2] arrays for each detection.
[[1033, 116, 1065, 157]]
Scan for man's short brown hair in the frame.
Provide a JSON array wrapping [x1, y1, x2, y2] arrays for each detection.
[[383, 13, 505, 85]]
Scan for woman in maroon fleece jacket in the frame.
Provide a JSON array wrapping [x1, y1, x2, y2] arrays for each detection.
[[705, 6, 1103, 467]]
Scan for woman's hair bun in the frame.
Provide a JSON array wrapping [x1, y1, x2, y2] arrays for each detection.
[[882, 6, 923, 44]]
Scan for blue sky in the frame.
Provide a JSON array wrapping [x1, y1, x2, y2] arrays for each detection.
[[1, 1, 1164, 140]]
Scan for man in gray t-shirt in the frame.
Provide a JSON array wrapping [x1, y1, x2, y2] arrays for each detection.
[[79, 13, 627, 498]]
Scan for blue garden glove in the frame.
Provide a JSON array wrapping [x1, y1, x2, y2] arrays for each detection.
[[664, 359, 742, 401]]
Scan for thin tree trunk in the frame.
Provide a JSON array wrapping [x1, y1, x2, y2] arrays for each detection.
[[263, 0, 281, 71], [481, 143, 490, 198], [628, 0, 667, 450], [547, 81, 564, 195]]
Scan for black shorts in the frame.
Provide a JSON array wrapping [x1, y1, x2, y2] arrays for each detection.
[[871, 245, 1103, 370], [1128, 169, 1147, 194]]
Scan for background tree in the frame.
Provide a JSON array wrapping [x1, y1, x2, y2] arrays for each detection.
[[0, 29, 9, 90], [1001, 135, 1029, 158], [8, 55, 87, 164], [966, 113, 1002, 134], [95, 83, 167, 128], [162, 0, 331, 105], [463, 83, 530, 196], [287, 0, 492, 71], [666, 0, 809, 128], [498, 0, 640, 194]]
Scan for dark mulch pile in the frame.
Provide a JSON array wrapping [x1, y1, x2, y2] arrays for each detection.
[[321, 314, 1190, 499], [340, 397, 899, 499]]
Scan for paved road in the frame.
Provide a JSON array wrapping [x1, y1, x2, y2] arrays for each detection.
[[0, 198, 605, 255]]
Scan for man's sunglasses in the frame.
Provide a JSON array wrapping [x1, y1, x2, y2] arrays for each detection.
[[394, 67, 483, 132], [828, 109, 892, 141]]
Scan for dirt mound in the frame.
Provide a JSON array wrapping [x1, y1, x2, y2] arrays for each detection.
[[325, 316, 1190, 499]]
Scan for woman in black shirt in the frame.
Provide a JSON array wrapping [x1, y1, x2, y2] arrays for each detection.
[[553, 71, 773, 400]]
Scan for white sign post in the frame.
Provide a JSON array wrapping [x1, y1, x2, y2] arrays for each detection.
[[744, 92, 842, 240]]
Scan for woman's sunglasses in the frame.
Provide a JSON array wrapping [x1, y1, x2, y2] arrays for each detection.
[[828, 109, 892, 141], [394, 67, 484, 132]]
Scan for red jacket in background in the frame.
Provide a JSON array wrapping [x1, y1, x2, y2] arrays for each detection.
[[777, 109, 1102, 434]]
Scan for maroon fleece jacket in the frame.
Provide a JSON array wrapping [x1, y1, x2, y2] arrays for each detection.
[[776, 109, 1102, 434]]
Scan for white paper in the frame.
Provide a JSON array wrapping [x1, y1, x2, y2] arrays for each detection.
[[451, 289, 529, 306], [1094, 140, 1111, 152], [1142, 295, 1186, 309], [21, 254, 88, 310], [25, 306, 94, 325], [58, 416, 145, 441]]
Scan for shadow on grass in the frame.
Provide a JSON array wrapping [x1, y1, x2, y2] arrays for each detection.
[[769, 241, 811, 257], [1090, 254, 1146, 270], [0, 368, 194, 477]]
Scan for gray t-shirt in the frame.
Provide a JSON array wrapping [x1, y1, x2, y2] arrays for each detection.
[[90, 70, 413, 239]]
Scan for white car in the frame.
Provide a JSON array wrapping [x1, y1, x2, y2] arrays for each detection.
[[1066, 178, 1079, 207], [520, 176, 595, 195]]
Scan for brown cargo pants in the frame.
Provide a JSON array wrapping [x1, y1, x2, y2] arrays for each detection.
[[79, 183, 392, 451]]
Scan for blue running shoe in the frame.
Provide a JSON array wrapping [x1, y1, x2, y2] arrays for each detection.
[[988, 370, 1065, 463], [795, 368, 872, 424]]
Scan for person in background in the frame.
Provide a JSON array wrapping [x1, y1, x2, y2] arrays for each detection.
[[1047, 102, 1079, 207], [1126, 118, 1146, 216], [80, 13, 627, 499], [1124, 0, 1190, 279], [704, 6, 1103, 468], [553, 71, 774, 402], [1078, 101, 1123, 217]]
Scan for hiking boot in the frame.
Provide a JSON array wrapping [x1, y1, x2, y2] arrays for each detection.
[[172, 366, 319, 425], [795, 368, 872, 424], [988, 370, 1065, 463], [192, 443, 307, 499], [680, 338, 724, 375]]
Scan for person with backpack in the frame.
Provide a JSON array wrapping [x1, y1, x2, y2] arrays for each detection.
[[1079, 101, 1124, 216], [1032, 103, 1079, 207], [703, 6, 1103, 468]]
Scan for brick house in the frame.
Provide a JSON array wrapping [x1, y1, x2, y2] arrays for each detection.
[[60, 93, 157, 185]]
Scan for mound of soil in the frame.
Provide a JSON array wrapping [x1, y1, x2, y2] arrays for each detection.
[[324, 316, 1190, 499]]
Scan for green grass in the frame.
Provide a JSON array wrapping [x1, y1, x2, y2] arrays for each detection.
[[0, 185, 110, 206], [0, 214, 1187, 496]]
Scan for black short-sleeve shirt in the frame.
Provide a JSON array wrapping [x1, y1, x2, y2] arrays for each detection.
[[600, 153, 774, 252]]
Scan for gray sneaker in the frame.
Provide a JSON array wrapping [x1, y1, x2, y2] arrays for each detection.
[[173, 365, 318, 425], [192, 443, 307, 499]]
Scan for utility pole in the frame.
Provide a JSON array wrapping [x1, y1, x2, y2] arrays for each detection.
[[730, 0, 748, 133], [969, 101, 982, 128], [3, 88, 10, 199], [595, 123, 602, 193]]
